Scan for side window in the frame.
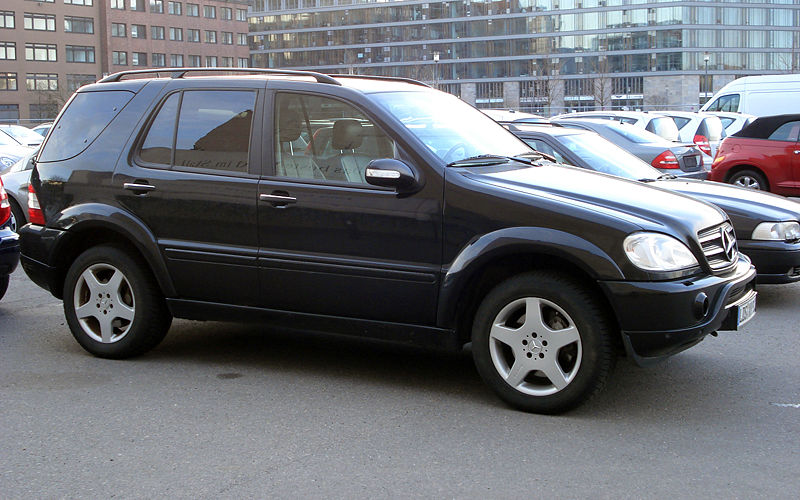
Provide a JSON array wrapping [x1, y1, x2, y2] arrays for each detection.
[[174, 91, 255, 173], [767, 121, 800, 142], [140, 93, 179, 166], [523, 138, 568, 164], [274, 93, 396, 184], [707, 94, 740, 113]]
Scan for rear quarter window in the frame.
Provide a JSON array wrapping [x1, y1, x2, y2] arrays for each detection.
[[699, 117, 724, 141], [38, 90, 134, 162], [767, 121, 800, 142], [645, 117, 679, 142]]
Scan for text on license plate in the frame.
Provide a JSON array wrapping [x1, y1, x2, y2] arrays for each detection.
[[737, 294, 757, 327]]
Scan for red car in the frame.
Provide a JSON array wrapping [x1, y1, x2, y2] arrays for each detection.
[[711, 114, 800, 195]]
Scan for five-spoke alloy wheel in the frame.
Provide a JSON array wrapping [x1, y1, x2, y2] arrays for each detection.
[[472, 271, 615, 414]]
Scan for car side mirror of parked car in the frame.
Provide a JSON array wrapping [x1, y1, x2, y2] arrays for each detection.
[[365, 159, 420, 193]]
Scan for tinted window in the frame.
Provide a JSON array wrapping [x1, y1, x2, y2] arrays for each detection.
[[670, 117, 691, 130], [606, 124, 666, 144], [139, 93, 179, 166], [174, 90, 255, 173], [38, 90, 134, 162], [645, 117, 679, 142], [768, 121, 800, 142]]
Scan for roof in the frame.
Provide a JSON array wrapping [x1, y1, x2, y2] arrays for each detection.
[[734, 114, 800, 139]]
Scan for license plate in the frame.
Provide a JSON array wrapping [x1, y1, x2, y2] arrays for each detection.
[[737, 293, 757, 327], [684, 156, 697, 168]]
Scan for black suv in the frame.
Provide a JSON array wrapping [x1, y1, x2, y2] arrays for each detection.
[[20, 69, 757, 414]]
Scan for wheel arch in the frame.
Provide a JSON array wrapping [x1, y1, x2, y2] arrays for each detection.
[[47, 203, 175, 299], [724, 164, 769, 190]]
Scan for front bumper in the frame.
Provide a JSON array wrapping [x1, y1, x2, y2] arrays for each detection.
[[738, 239, 800, 284], [0, 228, 20, 276], [599, 256, 757, 365]]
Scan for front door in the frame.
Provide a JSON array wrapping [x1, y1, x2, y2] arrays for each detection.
[[256, 91, 442, 325]]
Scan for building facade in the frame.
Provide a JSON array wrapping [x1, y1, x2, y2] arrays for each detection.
[[0, 0, 250, 124], [248, 0, 800, 114]]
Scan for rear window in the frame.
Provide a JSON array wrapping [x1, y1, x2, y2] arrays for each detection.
[[645, 117, 679, 142], [607, 124, 665, 144], [38, 90, 134, 162], [698, 117, 724, 141]]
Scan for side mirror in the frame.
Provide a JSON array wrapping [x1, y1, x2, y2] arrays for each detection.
[[365, 159, 420, 193]]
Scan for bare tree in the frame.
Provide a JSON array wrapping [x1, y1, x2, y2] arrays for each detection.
[[591, 57, 613, 110], [530, 58, 563, 116]]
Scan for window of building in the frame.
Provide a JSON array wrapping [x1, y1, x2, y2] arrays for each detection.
[[203, 5, 215, 19], [111, 23, 126, 37], [168, 1, 181, 15], [169, 27, 183, 41], [129, 0, 146, 12], [65, 0, 94, 5], [237, 33, 247, 46], [220, 7, 232, 20], [66, 45, 95, 63], [132, 52, 147, 66], [475, 82, 504, 109], [150, 0, 164, 13], [66, 74, 95, 91], [26, 43, 57, 62], [26, 73, 59, 91], [112, 51, 127, 65], [186, 3, 198, 16], [204, 30, 216, 44], [170, 53, 183, 66], [152, 53, 166, 67], [27, 0, 55, 3], [188, 54, 201, 67], [0, 104, 19, 123], [131, 24, 146, 39], [205, 56, 217, 67], [30, 104, 55, 121], [64, 16, 94, 34], [24, 13, 56, 31], [0, 11, 14, 29], [220, 57, 233, 67], [152, 26, 165, 40], [187, 29, 200, 42], [221, 32, 233, 45], [0, 73, 17, 91], [111, 0, 125, 9], [236, 9, 247, 22], [0, 42, 15, 60], [238, 57, 248, 68]]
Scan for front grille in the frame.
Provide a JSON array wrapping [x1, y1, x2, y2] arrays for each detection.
[[698, 223, 738, 270]]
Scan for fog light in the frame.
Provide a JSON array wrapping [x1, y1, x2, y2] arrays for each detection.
[[693, 292, 709, 319]]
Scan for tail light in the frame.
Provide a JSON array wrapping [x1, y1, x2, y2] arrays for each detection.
[[651, 150, 679, 169], [0, 178, 10, 225], [28, 184, 45, 225], [694, 134, 712, 155]]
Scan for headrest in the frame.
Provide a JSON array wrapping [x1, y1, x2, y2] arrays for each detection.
[[332, 119, 363, 150], [278, 104, 302, 143]]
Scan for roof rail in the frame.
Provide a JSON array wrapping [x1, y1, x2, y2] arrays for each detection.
[[326, 74, 431, 88], [97, 67, 342, 85]]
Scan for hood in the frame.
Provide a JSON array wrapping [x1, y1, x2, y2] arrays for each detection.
[[655, 178, 800, 238], [460, 163, 727, 236]]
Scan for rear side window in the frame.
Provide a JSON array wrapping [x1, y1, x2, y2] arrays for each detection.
[[698, 117, 724, 141], [38, 90, 134, 162], [768, 121, 800, 142], [705, 94, 740, 112], [670, 116, 691, 130], [645, 117, 679, 142]]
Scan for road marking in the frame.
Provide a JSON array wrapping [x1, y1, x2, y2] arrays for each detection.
[[770, 403, 800, 408]]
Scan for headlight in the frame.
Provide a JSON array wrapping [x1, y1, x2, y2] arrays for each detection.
[[751, 221, 800, 241], [0, 156, 17, 168], [624, 232, 699, 272]]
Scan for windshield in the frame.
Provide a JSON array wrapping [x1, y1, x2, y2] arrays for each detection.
[[558, 133, 661, 180], [371, 91, 532, 164], [0, 125, 43, 146]]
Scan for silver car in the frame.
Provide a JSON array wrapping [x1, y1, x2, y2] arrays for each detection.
[[0, 150, 36, 232]]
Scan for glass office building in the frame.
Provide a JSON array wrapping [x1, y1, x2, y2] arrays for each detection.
[[248, 1, 800, 113]]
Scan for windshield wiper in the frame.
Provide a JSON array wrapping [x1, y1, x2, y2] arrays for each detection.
[[638, 174, 676, 183], [447, 153, 546, 168]]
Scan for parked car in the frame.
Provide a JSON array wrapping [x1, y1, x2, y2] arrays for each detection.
[[1, 178, 21, 301], [482, 109, 547, 124], [0, 149, 37, 232], [0, 129, 35, 170], [710, 114, 800, 195], [30, 122, 53, 138], [552, 110, 681, 142], [700, 74, 800, 117], [704, 111, 756, 137], [19, 68, 756, 414], [509, 124, 800, 284], [652, 111, 724, 164], [551, 118, 705, 178], [0, 124, 44, 148]]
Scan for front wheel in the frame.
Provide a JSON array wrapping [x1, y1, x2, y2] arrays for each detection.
[[63, 245, 172, 358], [728, 169, 768, 191], [471, 271, 616, 414]]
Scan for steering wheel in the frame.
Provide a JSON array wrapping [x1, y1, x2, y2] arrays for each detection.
[[443, 142, 469, 163]]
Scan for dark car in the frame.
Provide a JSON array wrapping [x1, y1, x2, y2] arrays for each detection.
[[710, 114, 800, 195], [1, 178, 20, 300], [510, 124, 800, 284], [19, 68, 756, 414], [552, 118, 705, 179]]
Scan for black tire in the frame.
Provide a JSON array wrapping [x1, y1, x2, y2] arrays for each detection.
[[471, 271, 616, 414], [63, 245, 172, 359], [8, 199, 25, 233], [0, 275, 8, 301], [728, 169, 768, 191]]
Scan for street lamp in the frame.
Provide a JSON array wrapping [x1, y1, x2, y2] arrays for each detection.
[[703, 52, 710, 104], [433, 51, 440, 89]]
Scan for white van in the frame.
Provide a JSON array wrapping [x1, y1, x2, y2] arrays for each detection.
[[700, 74, 800, 117]]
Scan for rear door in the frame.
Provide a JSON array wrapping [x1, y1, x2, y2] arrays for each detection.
[[114, 80, 264, 305]]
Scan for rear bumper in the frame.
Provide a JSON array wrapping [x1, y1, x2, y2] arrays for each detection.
[[0, 228, 20, 276], [739, 239, 800, 284], [599, 256, 757, 365], [18, 224, 66, 297]]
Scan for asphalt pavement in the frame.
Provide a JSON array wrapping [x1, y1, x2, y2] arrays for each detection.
[[1, 267, 798, 499]]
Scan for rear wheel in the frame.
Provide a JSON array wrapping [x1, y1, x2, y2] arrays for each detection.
[[63, 245, 171, 358], [8, 199, 25, 233], [0, 275, 8, 301], [471, 271, 616, 414], [729, 169, 768, 191]]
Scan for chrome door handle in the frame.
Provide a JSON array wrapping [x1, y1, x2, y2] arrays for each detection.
[[794, 150, 800, 155], [260, 193, 297, 207], [123, 182, 156, 192]]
